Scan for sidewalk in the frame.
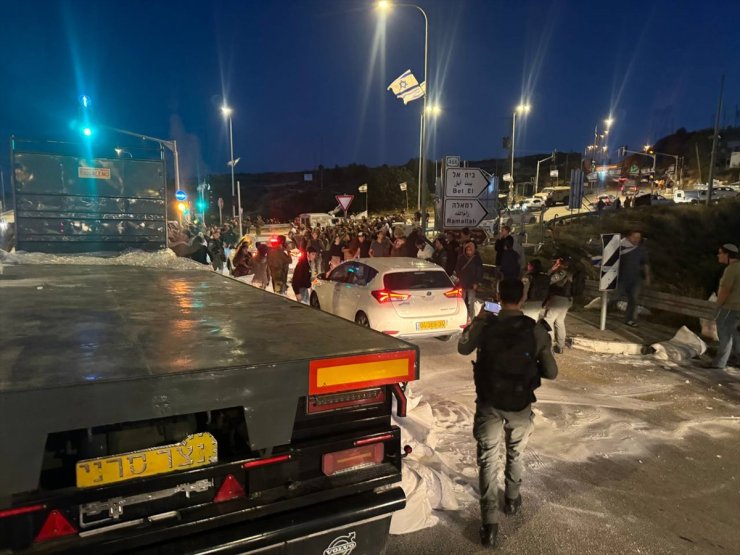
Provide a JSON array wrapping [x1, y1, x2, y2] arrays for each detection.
[[565, 308, 680, 355]]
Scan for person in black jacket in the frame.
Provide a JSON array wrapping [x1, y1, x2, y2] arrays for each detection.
[[291, 247, 317, 304], [431, 237, 450, 273], [458, 278, 558, 548], [455, 241, 484, 322], [498, 235, 521, 280]]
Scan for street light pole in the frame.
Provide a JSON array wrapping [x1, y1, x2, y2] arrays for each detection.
[[108, 127, 181, 194], [509, 110, 517, 206], [224, 109, 236, 219], [534, 153, 554, 194]]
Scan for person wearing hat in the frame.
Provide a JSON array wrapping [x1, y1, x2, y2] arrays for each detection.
[[708, 243, 740, 369]]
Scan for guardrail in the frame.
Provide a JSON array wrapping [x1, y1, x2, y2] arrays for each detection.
[[583, 280, 716, 320], [480, 267, 716, 320]]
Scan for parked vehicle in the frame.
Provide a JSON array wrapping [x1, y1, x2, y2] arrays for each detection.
[[674, 187, 739, 204], [633, 193, 673, 207], [538, 186, 571, 206], [298, 212, 338, 228], [519, 197, 546, 211], [597, 194, 617, 205], [499, 208, 539, 226], [311, 257, 467, 341]]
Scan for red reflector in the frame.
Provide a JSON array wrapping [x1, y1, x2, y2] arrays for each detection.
[[353, 433, 394, 447], [0, 504, 46, 519], [34, 510, 77, 543], [243, 454, 291, 469], [213, 474, 246, 503], [444, 287, 464, 298], [371, 289, 410, 303], [322, 444, 384, 476], [382, 330, 399, 335]]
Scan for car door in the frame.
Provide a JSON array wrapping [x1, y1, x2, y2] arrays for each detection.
[[315, 263, 348, 316], [340, 262, 378, 321]]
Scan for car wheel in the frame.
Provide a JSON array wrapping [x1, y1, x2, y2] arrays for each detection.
[[310, 293, 321, 309], [563, 195, 569, 206], [355, 312, 371, 328]]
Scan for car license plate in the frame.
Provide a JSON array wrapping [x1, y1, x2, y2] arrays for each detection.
[[76, 433, 218, 488], [417, 320, 446, 330]]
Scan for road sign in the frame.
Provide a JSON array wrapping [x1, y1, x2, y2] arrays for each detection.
[[399, 182, 407, 191], [358, 184, 368, 193], [599, 233, 620, 291], [445, 168, 489, 198], [502, 173, 512, 183], [217, 197, 224, 209], [336, 195, 354, 212], [629, 164, 639, 175], [175, 190, 187, 201], [445, 155, 460, 168], [443, 199, 488, 228], [549, 169, 559, 178]]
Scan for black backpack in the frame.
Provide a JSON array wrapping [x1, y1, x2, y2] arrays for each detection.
[[474, 316, 541, 411], [571, 267, 586, 298], [527, 272, 550, 302]]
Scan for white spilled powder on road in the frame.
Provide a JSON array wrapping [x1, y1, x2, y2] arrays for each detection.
[[0, 248, 209, 271], [389, 343, 740, 535]]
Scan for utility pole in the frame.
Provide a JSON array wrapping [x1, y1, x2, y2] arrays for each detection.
[[706, 75, 725, 205]]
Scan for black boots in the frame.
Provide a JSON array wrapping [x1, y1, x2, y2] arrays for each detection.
[[480, 523, 498, 547], [504, 495, 522, 516]]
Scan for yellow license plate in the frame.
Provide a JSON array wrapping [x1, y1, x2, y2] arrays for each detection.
[[417, 320, 446, 330], [76, 433, 218, 488]]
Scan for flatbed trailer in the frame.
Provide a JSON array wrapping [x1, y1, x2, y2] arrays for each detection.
[[0, 262, 418, 553]]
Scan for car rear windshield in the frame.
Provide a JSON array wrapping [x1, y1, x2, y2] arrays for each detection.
[[384, 271, 452, 290]]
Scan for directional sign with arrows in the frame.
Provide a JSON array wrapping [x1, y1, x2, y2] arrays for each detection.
[[443, 199, 488, 228], [445, 168, 490, 198]]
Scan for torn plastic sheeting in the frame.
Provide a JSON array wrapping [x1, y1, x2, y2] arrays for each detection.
[[390, 461, 438, 534], [571, 336, 644, 355], [584, 296, 652, 316], [651, 326, 707, 362]]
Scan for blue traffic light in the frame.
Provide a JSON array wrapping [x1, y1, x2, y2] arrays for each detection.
[[82, 127, 93, 137], [195, 199, 207, 211]]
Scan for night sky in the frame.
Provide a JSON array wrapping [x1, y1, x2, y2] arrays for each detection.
[[1, 0, 739, 188]]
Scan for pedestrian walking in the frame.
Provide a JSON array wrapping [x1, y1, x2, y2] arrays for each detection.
[[250, 244, 271, 289], [521, 259, 549, 322], [705, 244, 740, 370], [498, 235, 521, 280], [267, 236, 291, 295], [543, 256, 573, 353], [613, 230, 651, 327], [292, 247, 317, 304], [454, 241, 484, 322], [458, 278, 558, 548], [494, 225, 511, 266]]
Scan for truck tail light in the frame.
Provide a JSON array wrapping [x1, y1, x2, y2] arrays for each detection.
[[307, 387, 385, 414], [0, 503, 45, 519], [242, 454, 291, 470], [353, 433, 394, 447], [322, 444, 384, 476], [371, 289, 410, 303], [213, 474, 246, 503], [444, 287, 463, 298], [34, 510, 77, 543]]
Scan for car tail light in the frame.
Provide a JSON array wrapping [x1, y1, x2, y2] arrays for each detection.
[[307, 387, 385, 414], [444, 287, 463, 298], [243, 454, 291, 470], [213, 474, 246, 503], [34, 510, 77, 543], [382, 330, 399, 335], [322, 444, 384, 476], [0, 503, 45, 519], [371, 289, 410, 303]]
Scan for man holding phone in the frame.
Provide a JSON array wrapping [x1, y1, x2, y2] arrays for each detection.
[[458, 279, 558, 548]]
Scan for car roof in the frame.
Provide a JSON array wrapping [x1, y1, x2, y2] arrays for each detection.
[[350, 257, 445, 273]]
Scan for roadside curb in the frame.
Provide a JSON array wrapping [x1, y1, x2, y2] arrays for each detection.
[[570, 335, 644, 355]]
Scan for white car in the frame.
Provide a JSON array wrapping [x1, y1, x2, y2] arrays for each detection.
[[310, 257, 467, 340], [519, 197, 546, 211]]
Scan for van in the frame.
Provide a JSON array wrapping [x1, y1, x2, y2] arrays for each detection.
[[538, 186, 571, 206], [299, 212, 337, 228]]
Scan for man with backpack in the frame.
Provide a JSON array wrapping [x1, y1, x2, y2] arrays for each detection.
[[458, 278, 558, 548], [521, 259, 549, 321]]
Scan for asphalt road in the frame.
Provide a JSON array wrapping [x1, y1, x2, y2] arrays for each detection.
[[386, 337, 740, 554]]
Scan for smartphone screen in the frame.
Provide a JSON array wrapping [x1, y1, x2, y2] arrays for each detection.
[[484, 301, 501, 314]]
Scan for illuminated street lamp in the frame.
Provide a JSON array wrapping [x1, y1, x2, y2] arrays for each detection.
[[508, 103, 531, 205], [376, 0, 431, 227], [221, 105, 237, 222]]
